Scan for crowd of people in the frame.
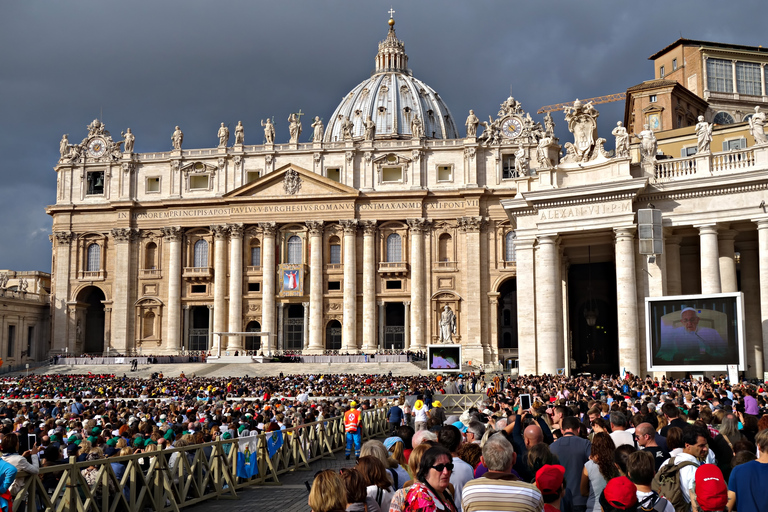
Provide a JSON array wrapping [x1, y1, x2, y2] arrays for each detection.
[[0, 370, 763, 512]]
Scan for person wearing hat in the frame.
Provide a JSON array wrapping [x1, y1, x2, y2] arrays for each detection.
[[690, 465, 727, 512], [414, 399, 428, 432], [536, 465, 566, 512], [344, 401, 362, 461], [599, 476, 638, 512]]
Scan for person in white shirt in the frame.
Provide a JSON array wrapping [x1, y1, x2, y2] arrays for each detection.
[[658, 426, 709, 509], [608, 411, 634, 448]]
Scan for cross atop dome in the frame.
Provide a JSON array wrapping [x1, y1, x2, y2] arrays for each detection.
[[375, 9, 408, 74]]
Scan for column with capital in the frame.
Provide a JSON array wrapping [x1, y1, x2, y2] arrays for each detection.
[[459, 216, 485, 362], [378, 301, 385, 350], [163, 227, 183, 353], [615, 227, 640, 376], [698, 224, 722, 294], [535, 235, 561, 374], [211, 225, 229, 354], [718, 229, 738, 293], [111, 228, 137, 354], [52, 231, 74, 353], [361, 220, 378, 351], [738, 240, 762, 377], [408, 218, 430, 351], [307, 221, 324, 352], [259, 222, 277, 353], [515, 238, 537, 375], [340, 220, 358, 352], [403, 301, 411, 350], [756, 220, 768, 374], [228, 224, 245, 350]]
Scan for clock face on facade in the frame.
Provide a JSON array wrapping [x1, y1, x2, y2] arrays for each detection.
[[88, 138, 107, 158], [501, 117, 523, 139]]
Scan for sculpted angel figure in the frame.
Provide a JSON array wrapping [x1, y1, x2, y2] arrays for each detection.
[[235, 121, 244, 145], [261, 118, 275, 144], [311, 116, 324, 142]]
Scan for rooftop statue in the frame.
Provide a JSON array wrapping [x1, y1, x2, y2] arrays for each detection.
[[611, 122, 629, 158], [218, 123, 229, 147], [544, 112, 555, 138], [122, 128, 135, 153], [411, 114, 423, 138], [695, 116, 713, 153], [261, 118, 275, 144], [465, 110, 479, 138], [288, 111, 303, 144], [750, 106, 768, 145], [634, 123, 658, 164], [311, 117, 324, 142], [171, 126, 183, 150], [235, 121, 244, 145], [364, 115, 376, 141], [341, 115, 354, 140]]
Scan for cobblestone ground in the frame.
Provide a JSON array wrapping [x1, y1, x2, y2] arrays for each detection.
[[185, 444, 368, 512]]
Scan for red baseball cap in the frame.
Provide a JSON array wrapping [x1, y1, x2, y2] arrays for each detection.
[[694, 465, 727, 512], [535, 465, 565, 495], [599, 476, 638, 511]]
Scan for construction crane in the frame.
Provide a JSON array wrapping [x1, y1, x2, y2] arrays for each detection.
[[537, 93, 626, 114]]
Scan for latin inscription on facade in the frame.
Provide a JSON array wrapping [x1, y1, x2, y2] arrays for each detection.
[[538, 201, 631, 221]]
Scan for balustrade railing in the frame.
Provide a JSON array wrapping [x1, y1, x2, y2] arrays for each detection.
[[654, 156, 697, 180]]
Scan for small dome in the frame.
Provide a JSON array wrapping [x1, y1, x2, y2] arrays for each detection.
[[324, 17, 459, 142]]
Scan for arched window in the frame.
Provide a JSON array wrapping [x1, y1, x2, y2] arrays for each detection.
[[438, 233, 452, 262], [287, 236, 302, 264], [143, 312, 155, 338], [250, 241, 261, 266], [505, 231, 516, 262], [386, 233, 402, 262], [86, 243, 100, 272], [329, 236, 341, 264], [713, 111, 735, 125], [145, 242, 157, 270], [193, 240, 208, 268]]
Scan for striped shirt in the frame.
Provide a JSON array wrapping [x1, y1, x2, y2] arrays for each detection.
[[462, 472, 544, 512]]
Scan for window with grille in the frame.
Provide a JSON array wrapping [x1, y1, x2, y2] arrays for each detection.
[[329, 237, 341, 264], [502, 155, 516, 179], [287, 235, 302, 264], [386, 233, 402, 262], [707, 59, 733, 93], [736, 61, 762, 96], [251, 245, 261, 266], [193, 240, 208, 267], [86, 243, 100, 272], [505, 231, 516, 262]]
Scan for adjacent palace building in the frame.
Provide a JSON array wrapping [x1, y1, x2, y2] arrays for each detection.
[[48, 19, 768, 378]]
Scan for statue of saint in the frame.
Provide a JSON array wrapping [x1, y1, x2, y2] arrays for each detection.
[[634, 124, 657, 163], [59, 134, 69, 160], [695, 116, 713, 153], [364, 116, 376, 141], [341, 116, 354, 140], [235, 121, 244, 145], [544, 112, 555, 137], [0, 273, 7, 289], [122, 128, 135, 153], [439, 305, 456, 343], [411, 114, 423, 138], [171, 126, 184, 150], [514, 143, 529, 177], [217, 123, 229, 147], [288, 113, 302, 143], [537, 136, 553, 168], [19, 278, 28, 292], [611, 122, 629, 158], [311, 116, 324, 142], [261, 118, 275, 144], [465, 110, 479, 137], [750, 106, 768, 145]]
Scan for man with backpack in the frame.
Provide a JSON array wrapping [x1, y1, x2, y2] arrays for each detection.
[[653, 425, 709, 512], [627, 451, 673, 512]]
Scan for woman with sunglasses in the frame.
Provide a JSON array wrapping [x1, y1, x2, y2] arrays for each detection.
[[404, 445, 458, 512]]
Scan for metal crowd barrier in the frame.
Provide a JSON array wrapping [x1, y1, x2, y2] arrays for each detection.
[[12, 408, 389, 512]]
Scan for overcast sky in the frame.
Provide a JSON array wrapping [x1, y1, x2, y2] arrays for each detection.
[[1, 0, 766, 272]]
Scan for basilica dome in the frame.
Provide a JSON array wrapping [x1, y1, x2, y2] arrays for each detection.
[[324, 18, 459, 142]]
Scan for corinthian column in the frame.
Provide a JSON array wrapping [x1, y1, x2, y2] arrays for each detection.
[[361, 220, 377, 351], [698, 224, 721, 294], [340, 220, 358, 352], [111, 228, 137, 354], [52, 231, 74, 353], [458, 216, 485, 362], [162, 227, 183, 353], [228, 224, 244, 349], [615, 227, 639, 376], [408, 218, 430, 350], [211, 225, 229, 354], [307, 220, 324, 352], [259, 222, 277, 353]]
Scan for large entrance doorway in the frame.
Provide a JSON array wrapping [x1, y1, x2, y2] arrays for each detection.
[[79, 286, 106, 353], [568, 261, 619, 374], [496, 278, 518, 368], [284, 304, 304, 350], [384, 302, 405, 350], [325, 320, 342, 350], [188, 306, 209, 352], [245, 321, 261, 351]]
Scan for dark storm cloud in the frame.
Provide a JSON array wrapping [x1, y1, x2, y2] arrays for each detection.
[[1, 0, 766, 271]]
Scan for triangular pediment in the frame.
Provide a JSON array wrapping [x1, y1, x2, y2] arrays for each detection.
[[224, 164, 359, 199]]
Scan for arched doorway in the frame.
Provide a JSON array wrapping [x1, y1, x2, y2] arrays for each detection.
[[325, 320, 342, 351], [245, 321, 261, 351], [78, 286, 106, 353], [497, 278, 518, 367]]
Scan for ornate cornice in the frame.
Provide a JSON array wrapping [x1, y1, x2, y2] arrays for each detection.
[[54, 231, 74, 245]]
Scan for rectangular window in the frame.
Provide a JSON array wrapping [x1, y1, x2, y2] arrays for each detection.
[[437, 165, 452, 182], [707, 58, 734, 93], [246, 171, 260, 183], [189, 175, 209, 190], [146, 177, 160, 193], [326, 168, 341, 182], [86, 171, 105, 195], [723, 138, 747, 151], [502, 155, 515, 179], [27, 326, 34, 357], [382, 167, 402, 183], [328, 281, 341, 291], [682, 146, 698, 157], [247, 282, 260, 292], [251, 246, 261, 266], [7, 325, 15, 358], [736, 61, 762, 96], [659, 65, 665, 78], [385, 280, 402, 290], [329, 244, 341, 264], [672, 58, 678, 71], [190, 284, 207, 294], [649, 94, 657, 103]]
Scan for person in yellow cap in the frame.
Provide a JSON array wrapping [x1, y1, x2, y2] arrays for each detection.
[[414, 399, 428, 431], [345, 400, 362, 460]]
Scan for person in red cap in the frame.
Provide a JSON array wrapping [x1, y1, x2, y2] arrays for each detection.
[[599, 476, 638, 512], [536, 464, 566, 512], [691, 465, 727, 512]]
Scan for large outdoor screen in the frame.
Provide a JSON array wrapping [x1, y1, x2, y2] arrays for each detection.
[[427, 344, 462, 372], [645, 292, 745, 372]]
